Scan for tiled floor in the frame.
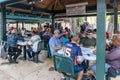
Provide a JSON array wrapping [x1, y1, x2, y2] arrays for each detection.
[[0, 50, 119, 80]]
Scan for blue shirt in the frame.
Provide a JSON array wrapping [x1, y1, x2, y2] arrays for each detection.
[[64, 42, 84, 72], [64, 42, 82, 61], [49, 36, 61, 55], [7, 33, 24, 47], [61, 37, 69, 45]]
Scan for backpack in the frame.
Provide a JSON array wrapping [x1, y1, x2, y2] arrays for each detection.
[[85, 75, 96, 80], [107, 67, 117, 78], [0, 41, 7, 59]]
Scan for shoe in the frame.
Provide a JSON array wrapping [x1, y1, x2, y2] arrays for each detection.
[[12, 59, 18, 64], [5, 55, 9, 59], [12, 58, 18, 64], [60, 77, 66, 80], [28, 58, 33, 61], [48, 67, 54, 71], [86, 75, 96, 80]]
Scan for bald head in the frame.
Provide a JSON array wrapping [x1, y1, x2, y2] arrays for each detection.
[[112, 34, 120, 46]]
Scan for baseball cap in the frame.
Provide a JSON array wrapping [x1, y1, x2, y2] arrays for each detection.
[[86, 29, 93, 35]]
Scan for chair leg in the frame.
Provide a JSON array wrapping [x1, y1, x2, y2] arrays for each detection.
[[106, 75, 111, 80], [9, 55, 13, 63], [34, 53, 39, 63], [65, 76, 70, 80]]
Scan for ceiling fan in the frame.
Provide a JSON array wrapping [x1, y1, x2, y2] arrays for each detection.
[[27, 0, 43, 14], [28, 0, 43, 4]]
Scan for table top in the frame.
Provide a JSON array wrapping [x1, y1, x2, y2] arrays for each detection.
[[17, 41, 27, 46], [81, 47, 96, 61], [57, 47, 96, 61]]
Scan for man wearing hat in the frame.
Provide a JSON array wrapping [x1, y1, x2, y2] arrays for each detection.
[[49, 29, 62, 56], [48, 29, 63, 71], [7, 29, 24, 63], [80, 29, 96, 48]]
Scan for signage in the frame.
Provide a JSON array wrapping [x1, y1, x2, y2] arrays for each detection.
[[66, 2, 88, 15]]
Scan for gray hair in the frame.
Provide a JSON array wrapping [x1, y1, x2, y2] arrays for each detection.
[[54, 29, 60, 34], [71, 37, 80, 42]]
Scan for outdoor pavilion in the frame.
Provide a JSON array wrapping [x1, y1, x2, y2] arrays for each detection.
[[0, 0, 120, 80]]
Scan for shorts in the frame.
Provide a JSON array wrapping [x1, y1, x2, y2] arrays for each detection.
[[74, 64, 84, 72]]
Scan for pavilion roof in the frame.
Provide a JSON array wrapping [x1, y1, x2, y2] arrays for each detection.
[[1, 0, 120, 17]]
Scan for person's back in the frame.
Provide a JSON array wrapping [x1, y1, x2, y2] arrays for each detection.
[[29, 35, 41, 44], [28, 34, 41, 52], [82, 37, 96, 47], [106, 46, 120, 71], [64, 42, 81, 60], [7, 33, 19, 47], [81, 29, 96, 47], [64, 37, 84, 80]]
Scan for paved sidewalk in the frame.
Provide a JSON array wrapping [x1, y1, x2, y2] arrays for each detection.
[[0, 50, 62, 80], [0, 50, 119, 80]]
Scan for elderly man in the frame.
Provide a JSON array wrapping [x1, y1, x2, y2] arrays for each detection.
[[80, 29, 96, 48], [64, 37, 84, 80], [26, 31, 41, 60], [7, 29, 24, 63], [48, 29, 62, 71], [49, 29, 62, 56], [88, 33, 120, 78]]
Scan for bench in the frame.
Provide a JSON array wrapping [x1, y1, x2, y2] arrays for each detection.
[[106, 72, 120, 80], [47, 44, 51, 58], [33, 41, 43, 63], [53, 54, 87, 80]]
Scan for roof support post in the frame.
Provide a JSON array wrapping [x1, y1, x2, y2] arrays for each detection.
[[1, 4, 7, 41], [51, 14, 55, 33], [22, 22, 24, 29], [96, 0, 106, 80], [114, 7, 118, 33], [16, 21, 19, 31]]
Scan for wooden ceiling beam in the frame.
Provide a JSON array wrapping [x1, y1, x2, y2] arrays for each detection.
[[3, 0, 27, 6], [53, 4, 113, 14], [8, 3, 53, 13]]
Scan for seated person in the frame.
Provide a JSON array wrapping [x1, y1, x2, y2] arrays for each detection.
[[49, 29, 62, 56], [49, 29, 62, 71], [80, 29, 96, 48], [88, 34, 120, 77], [7, 29, 24, 63], [64, 37, 84, 80], [61, 34, 69, 46], [26, 31, 41, 60]]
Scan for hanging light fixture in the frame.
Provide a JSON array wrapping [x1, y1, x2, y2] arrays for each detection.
[[27, 0, 43, 14], [28, 0, 43, 4]]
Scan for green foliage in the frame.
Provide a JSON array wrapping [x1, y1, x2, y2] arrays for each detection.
[[77, 17, 83, 26], [106, 16, 110, 22]]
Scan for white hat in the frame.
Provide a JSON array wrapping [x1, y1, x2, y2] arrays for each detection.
[[54, 29, 60, 34]]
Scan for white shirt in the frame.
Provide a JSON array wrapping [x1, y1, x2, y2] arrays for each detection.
[[28, 35, 41, 52], [21, 30, 26, 36]]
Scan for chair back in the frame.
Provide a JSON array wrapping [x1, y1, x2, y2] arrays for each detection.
[[53, 54, 75, 76], [47, 44, 51, 57], [36, 41, 43, 52]]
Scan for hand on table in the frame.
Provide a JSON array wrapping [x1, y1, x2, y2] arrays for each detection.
[[93, 50, 96, 55]]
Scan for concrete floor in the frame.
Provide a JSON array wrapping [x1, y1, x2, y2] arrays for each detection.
[[0, 50, 119, 80]]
